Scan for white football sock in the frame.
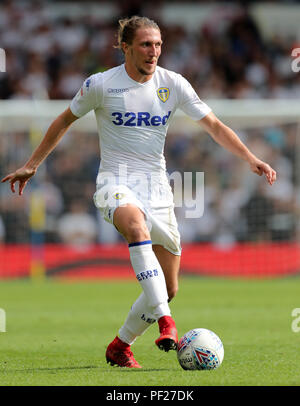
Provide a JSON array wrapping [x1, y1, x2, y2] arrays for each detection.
[[128, 240, 170, 320], [119, 292, 156, 345]]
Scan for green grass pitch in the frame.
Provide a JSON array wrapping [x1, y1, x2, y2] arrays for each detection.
[[0, 277, 299, 386]]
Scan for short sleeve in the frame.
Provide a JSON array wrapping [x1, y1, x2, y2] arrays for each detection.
[[176, 74, 211, 121], [70, 74, 103, 118]]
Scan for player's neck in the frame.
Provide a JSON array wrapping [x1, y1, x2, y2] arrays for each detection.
[[124, 62, 153, 84]]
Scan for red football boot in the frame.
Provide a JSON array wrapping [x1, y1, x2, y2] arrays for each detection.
[[106, 336, 142, 368], [155, 315, 178, 352]]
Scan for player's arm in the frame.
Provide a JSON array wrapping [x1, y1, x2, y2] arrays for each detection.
[[197, 111, 277, 186], [1, 107, 78, 195]]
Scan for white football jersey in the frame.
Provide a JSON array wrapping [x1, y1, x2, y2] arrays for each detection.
[[70, 64, 211, 179]]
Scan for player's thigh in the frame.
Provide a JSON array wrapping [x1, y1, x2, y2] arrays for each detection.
[[152, 244, 181, 300], [113, 204, 150, 243]]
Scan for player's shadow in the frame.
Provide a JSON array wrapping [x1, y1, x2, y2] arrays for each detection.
[[0, 365, 101, 374], [107, 367, 171, 373], [1, 365, 171, 373]]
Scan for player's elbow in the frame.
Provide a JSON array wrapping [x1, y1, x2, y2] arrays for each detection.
[[198, 113, 227, 141], [59, 107, 79, 128]]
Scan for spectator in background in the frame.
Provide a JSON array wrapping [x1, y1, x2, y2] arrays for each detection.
[[57, 200, 97, 250], [0, 216, 5, 242], [0, 190, 29, 243], [242, 182, 274, 242]]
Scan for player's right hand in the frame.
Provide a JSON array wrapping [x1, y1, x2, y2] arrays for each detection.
[[1, 167, 36, 195]]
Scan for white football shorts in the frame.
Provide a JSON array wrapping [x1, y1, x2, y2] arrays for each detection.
[[93, 174, 181, 256]]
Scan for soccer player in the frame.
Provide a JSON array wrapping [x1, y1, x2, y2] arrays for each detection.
[[1, 16, 276, 368]]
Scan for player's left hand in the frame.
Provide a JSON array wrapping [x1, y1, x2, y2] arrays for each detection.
[[250, 160, 276, 186]]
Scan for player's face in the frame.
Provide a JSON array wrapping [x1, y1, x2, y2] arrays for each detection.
[[123, 27, 162, 82]]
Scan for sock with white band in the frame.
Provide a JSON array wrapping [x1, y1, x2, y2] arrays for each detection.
[[118, 240, 171, 344], [128, 240, 171, 320]]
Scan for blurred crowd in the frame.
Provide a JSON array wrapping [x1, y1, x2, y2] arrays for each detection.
[[0, 0, 300, 247], [0, 0, 300, 100]]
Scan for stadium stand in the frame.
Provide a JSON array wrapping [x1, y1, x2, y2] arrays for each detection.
[[1, 0, 300, 277]]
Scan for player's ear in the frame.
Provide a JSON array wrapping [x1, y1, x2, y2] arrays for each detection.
[[121, 42, 128, 54]]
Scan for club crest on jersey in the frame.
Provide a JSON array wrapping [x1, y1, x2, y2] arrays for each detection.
[[157, 87, 169, 102], [113, 192, 124, 200]]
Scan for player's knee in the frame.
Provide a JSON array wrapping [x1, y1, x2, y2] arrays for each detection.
[[124, 221, 150, 243]]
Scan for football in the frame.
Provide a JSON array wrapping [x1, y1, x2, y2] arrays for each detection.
[[177, 328, 224, 370]]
